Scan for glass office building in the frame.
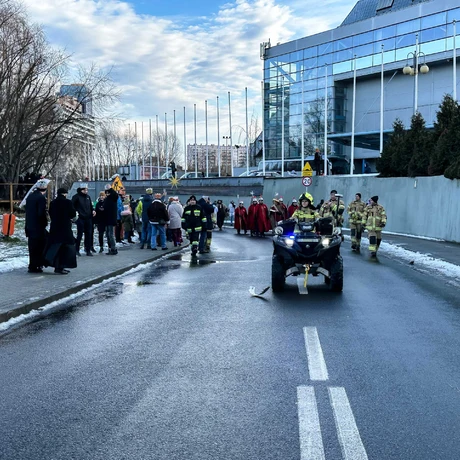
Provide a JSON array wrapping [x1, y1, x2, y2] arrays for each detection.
[[261, 0, 460, 172]]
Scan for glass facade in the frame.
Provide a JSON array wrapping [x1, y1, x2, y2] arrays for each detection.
[[263, 6, 460, 165]]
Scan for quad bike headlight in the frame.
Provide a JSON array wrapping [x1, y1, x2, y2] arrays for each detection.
[[274, 226, 284, 235], [285, 237, 295, 247], [321, 237, 331, 247]]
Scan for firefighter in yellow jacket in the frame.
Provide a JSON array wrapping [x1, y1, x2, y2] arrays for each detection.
[[347, 192, 366, 251], [319, 189, 345, 227], [362, 195, 387, 257], [292, 193, 318, 232]]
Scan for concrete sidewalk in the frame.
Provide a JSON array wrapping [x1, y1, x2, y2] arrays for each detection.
[[0, 242, 187, 323]]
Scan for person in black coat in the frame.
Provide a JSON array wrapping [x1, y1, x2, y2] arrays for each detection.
[[71, 183, 95, 256], [103, 186, 119, 255], [44, 188, 77, 274], [25, 181, 48, 273], [147, 193, 169, 250], [94, 191, 106, 253], [197, 196, 214, 253]]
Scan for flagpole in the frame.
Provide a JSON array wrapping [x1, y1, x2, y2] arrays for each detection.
[[301, 70, 305, 173], [173, 109, 176, 168], [205, 100, 209, 177], [194, 103, 197, 176], [380, 45, 384, 155], [165, 112, 168, 174], [324, 64, 328, 176], [228, 91, 233, 177], [156, 115, 160, 179], [183, 107, 187, 174], [149, 118, 152, 178], [454, 20, 457, 101], [141, 121, 144, 179], [281, 77, 285, 177], [245, 87, 249, 175], [350, 55, 356, 175], [134, 122, 138, 180], [217, 96, 221, 177], [261, 81, 265, 175]]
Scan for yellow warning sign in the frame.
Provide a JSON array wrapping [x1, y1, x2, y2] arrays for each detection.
[[112, 176, 125, 192], [302, 162, 313, 177]]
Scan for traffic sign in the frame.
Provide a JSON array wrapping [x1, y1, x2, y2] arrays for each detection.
[[302, 161, 313, 177], [112, 176, 125, 192], [302, 176, 312, 187]]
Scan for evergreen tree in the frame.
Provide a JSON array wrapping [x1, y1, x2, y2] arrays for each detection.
[[407, 113, 433, 177], [390, 118, 413, 176], [376, 118, 406, 177], [429, 94, 460, 176], [444, 158, 460, 179]]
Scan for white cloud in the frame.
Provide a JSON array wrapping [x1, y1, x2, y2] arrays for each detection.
[[22, 0, 355, 143]]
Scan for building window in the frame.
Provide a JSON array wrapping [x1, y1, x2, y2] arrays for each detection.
[[396, 19, 420, 36]]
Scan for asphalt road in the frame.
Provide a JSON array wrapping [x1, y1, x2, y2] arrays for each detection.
[[1, 230, 459, 460]]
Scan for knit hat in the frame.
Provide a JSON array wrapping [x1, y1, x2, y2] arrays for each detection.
[[279, 197, 284, 202], [57, 187, 68, 195], [371, 195, 379, 203], [189, 195, 197, 201], [292, 198, 297, 203], [330, 189, 337, 194], [356, 193, 361, 198], [259, 197, 264, 201], [146, 188, 153, 194]]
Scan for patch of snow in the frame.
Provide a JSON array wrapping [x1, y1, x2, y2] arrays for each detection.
[[344, 235, 460, 282]]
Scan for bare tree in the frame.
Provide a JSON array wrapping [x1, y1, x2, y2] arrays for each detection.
[[0, 0, 119, 189]]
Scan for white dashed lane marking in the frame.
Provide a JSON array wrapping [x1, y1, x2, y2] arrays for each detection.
[[303, 326, 329, 381], [297, 386, 326, 460], [329, 387, 369, 460]]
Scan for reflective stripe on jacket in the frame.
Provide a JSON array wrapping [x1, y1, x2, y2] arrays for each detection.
[[347, 200, 366, 224], [362, 204, 387, 230]]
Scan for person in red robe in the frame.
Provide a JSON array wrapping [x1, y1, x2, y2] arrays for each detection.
[[288, 198, 298, 217], [269, 198, 285, 229], [247, 197, 259, 236], [257, 197, 272, 237], [279, 197, 289, 220], [234, 201, 248, 235]]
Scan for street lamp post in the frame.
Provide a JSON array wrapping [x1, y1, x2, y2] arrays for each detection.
[[402, 34, 429, 115]]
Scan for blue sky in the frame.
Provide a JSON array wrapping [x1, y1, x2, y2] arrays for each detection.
[[22, 0, 355, 144]]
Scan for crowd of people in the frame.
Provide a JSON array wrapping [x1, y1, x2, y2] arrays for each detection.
[[231, 189, 387, 258], [23, 181, 388, 274]]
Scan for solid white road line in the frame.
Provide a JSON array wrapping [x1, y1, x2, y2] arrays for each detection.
[[297, 386, 326, 460], [297, 277, 309, 295], [303, 327, 329, 381], [328, 387, 368, 460]]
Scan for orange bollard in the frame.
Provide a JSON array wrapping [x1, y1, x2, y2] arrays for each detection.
[[2, 213, 16, 237]]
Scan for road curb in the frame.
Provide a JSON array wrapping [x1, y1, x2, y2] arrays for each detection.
[[0, 244, 188, 325]]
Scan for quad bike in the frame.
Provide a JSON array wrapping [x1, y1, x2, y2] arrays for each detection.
[[271, 217, 343, 293]]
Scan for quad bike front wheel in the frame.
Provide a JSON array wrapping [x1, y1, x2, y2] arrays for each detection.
[[329, 255, 343, 292], [271, 255, 285, 292]]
